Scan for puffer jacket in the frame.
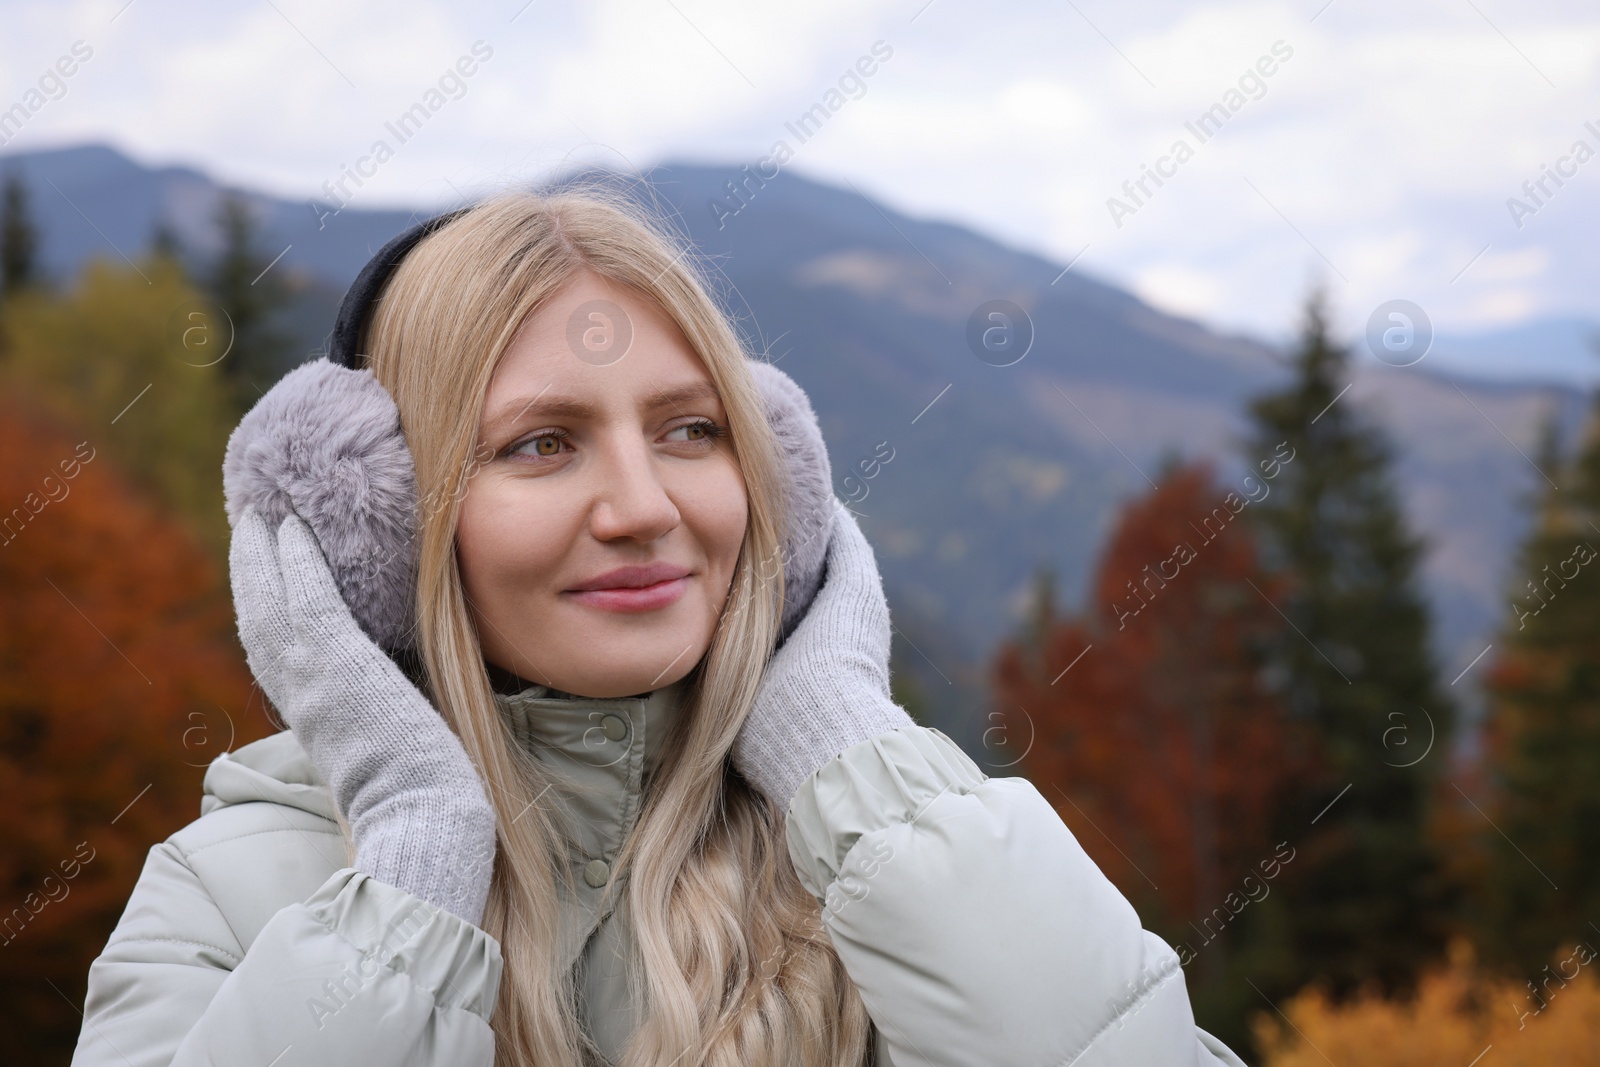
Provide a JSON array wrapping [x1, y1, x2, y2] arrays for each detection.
[[70, 674, 1249, 1067]]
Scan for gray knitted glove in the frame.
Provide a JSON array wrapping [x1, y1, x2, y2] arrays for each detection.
[[733, 497, 915, 811], [229, 507, 498, 927]]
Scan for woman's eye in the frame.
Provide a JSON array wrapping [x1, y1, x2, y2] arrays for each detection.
[[667, 418, 728, 445], [510, 429, 570, 459]]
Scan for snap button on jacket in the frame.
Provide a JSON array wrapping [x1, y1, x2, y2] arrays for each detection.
[[69, 677, 1249, 1067]]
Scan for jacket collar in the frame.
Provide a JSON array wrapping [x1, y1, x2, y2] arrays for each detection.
[[491, 676, 689, 783], [493, 675, 691, 942]]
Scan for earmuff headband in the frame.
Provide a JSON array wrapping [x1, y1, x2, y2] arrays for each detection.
[[328, 208, 473, 371]]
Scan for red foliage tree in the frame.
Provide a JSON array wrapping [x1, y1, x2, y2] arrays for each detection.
[[0, 391, 272, 1063], [994, 461, 1306, 970]]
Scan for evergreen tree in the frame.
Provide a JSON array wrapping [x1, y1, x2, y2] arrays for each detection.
[[1477, 402, 1600, 974], [1241, 288, 1457, 1003], [1, 172, 40, 298], [204, 193, 292, 414], [150, 217, 184, 266], [1024, 564, 1059, 664]]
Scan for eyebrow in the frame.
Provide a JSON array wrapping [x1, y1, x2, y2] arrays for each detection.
[[484, 380, 724, 436]]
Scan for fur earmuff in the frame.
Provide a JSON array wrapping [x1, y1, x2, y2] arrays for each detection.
[[222, 358, 420, 651], [747, 360, 833, 642], [221, 356, 834, 653]]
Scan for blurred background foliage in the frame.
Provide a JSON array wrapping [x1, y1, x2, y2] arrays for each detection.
[[1251, 939, 1600, 1066], [0, 174, 280, 1060]]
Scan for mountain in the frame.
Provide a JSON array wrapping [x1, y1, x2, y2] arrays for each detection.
[[1428, 317, 1600, 387], [1, 143, 420, 285], [0, 142, 1583, 751]]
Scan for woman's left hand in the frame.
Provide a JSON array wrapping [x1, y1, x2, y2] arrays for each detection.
[[731, 498, 915, 811]]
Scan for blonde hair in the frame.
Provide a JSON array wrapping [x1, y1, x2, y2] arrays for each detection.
[[361, 185, 873, 1067]]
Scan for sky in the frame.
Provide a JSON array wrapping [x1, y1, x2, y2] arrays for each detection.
[[2, 0, 1597, 370]]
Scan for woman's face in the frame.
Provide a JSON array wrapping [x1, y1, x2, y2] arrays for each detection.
[[457, 270, 748, 698]]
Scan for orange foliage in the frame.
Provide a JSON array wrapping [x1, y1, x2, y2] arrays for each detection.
[[1256, 940, 1600, 1067], [994, 462, 1305, 933], [0, 390, 271, 1058]]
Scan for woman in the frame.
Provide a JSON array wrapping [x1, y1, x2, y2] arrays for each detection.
[[70, 187, 1249, 1067]]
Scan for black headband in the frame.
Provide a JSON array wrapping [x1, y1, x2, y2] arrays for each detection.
[[328, 207, 474, 370]]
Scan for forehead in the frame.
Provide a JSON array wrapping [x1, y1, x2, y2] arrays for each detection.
[[480, 272, 721, 433]]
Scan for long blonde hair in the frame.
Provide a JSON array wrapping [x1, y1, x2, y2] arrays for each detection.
[[361, 185, 873, 1067]]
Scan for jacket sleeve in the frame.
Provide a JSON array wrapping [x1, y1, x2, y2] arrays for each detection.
[[71, 839, 502, 1067], [785, 725, 1250, 1067]]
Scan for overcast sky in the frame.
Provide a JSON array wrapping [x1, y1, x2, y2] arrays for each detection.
[[2, 0, 1597, 358]]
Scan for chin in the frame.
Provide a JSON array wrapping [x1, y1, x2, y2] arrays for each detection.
[[550, 663, 694, 699], [546, 619, 710, 698]]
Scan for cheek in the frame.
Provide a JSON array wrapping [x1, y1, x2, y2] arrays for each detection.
[[680, 463, 748, 587], [456, 479, 568, 600]]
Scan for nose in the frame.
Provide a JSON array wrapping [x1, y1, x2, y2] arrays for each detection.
[[587, 430, 681, 544]]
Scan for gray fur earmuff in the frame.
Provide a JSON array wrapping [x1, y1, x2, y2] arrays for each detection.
[[222, 358, 420, 651]]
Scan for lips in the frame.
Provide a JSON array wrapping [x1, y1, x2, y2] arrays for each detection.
[[564, 564, 692, 614], [567, 562, 693, 592]]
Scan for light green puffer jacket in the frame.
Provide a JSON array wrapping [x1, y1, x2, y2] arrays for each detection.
[[70, 676, 1249, 1067]]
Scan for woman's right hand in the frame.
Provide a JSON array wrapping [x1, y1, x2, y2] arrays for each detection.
[[229, 506, 498, 926]]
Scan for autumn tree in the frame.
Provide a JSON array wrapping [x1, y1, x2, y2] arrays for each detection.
[[1242, 288, 1458, 1004], [0, 391, 271, 1064], [1255, 938, 1600, 1066], [0, 257, 240, 564], [993, 459, 1300, 1055]]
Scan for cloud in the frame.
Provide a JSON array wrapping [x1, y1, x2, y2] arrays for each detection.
[[2, 0, 1598, 345]]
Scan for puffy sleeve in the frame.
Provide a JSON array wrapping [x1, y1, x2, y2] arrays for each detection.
[[785, 725, 1249, 1067], [71, 839, 502, 1067]]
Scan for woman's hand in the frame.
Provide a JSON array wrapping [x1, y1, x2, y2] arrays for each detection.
[[732, 498, 915, 811], [229, 507, 497, 927]]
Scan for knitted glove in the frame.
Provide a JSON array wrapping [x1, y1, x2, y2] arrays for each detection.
[[229, 506, 498, 927], [732, 497, 915, 811]]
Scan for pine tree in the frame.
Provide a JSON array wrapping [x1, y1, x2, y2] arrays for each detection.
[[150, 217, 184, 265], [1242, 287, 1457, 1003], [205, 193, 292, 414], [1, 172, 39, 299], [1477, 401, 1600, 974]]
